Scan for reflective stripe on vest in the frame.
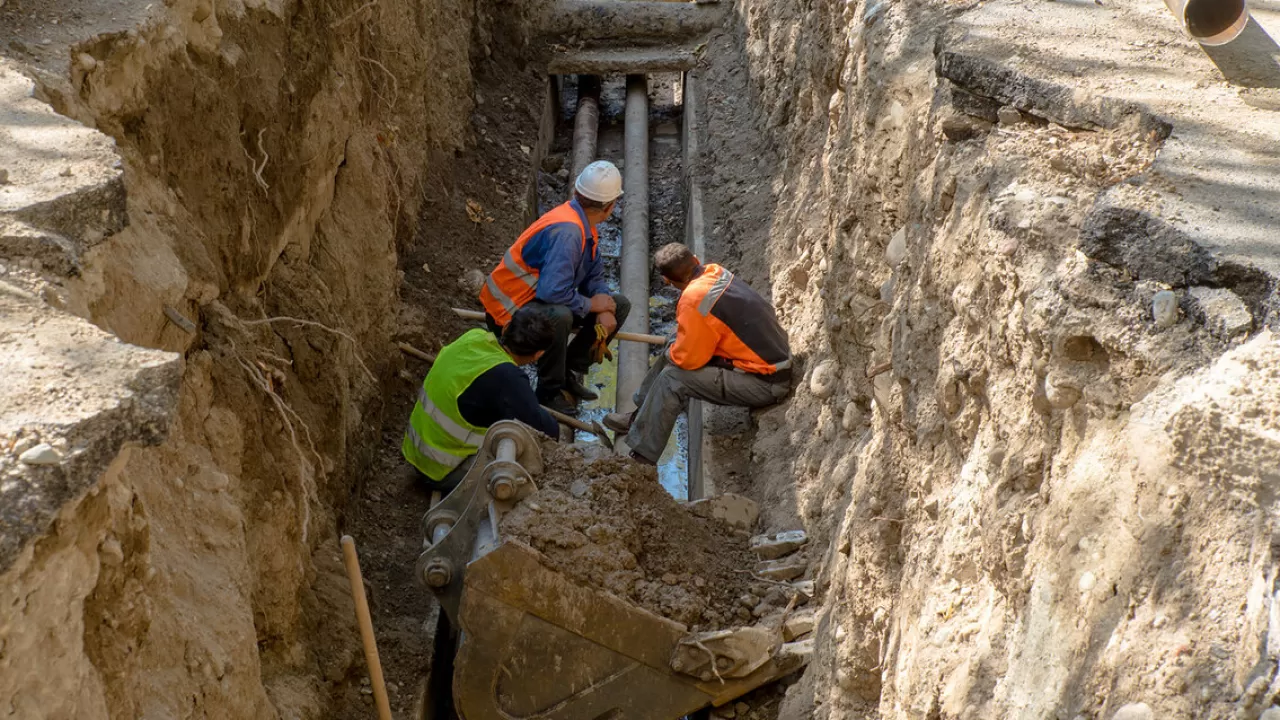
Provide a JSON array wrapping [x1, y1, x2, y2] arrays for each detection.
[[479, 201, 590, 325], [402, 329, 513, 481]]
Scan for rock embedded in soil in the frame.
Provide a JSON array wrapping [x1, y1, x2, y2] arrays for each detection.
[[1111, 703, 1152, 720], [755, 555, 807, 581], [500, 442, 773, 629], [18, 442, 62, 465], [783, 609, 816, 641], [809, 360, 840, 399], [687, 492, 760, 530], [749, 530, 809, 559]]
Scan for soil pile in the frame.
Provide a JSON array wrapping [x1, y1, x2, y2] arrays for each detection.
[[501, 442, 794, 631]]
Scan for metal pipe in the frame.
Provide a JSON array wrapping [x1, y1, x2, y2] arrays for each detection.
[[682, 72, 705, 502], [569, 76, 601, 191], [496, 437, 517, 464], [1164, 0, 1248, 46], [617, 74, 651, 416]]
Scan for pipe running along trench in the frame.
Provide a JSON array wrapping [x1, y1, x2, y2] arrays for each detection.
[[617, 74, 651, 418]]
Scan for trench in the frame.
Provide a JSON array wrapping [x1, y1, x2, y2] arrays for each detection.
[[540, 73, 691, 499]]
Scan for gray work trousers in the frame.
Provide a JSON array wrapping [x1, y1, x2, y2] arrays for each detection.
[[626, 354, 790, 462]]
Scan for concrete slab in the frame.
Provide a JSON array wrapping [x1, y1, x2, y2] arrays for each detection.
[[943, 0, 1280, 290], [549, 47, 699, 74], [0, 283, 181, 574], [0, 59, 125, 275]]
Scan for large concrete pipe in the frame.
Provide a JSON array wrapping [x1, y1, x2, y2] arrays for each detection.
[[1164, 0, 1248, 45], [545, 0, 727, 43], [569, 76, 601, 190], [617, 74, 651, 416]]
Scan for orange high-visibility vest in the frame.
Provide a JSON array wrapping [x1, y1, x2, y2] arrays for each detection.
[[669, 263, 792, 376], [479, 202, 594, 326]]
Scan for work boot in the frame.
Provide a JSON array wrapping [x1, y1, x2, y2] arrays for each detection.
[[602, 410, 636, 434], [541, 393, 580, 417], [565, 371, 599, 401], [628, 450, 656, 467]]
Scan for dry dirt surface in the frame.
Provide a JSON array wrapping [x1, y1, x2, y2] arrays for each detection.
[[502, 442, 791, 632]]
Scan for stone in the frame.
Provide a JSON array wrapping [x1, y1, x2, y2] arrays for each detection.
[[711, 707, 736, 719], [569, 480, 588, 498], [735, 702, 750, 715], [809, 360, 839, 399], [997, 105, 1023, 125], [885, 227, 907, 267], [1151, 290, 1178, 328], [1111, 703, 1152, 720], [687, 493, 760, 530], [1044, 372, 1082, 410], [0, 168, 9, 184], [1078, 571, 1097, 592], [1185, 287, 1253, 339], [842, 402, 861, 432], [19, 443, 62, 466], [1258, 709, 1280, 720], [1079, 206, 1216, 286], [941, 114, 982, 141], [783, 609, 816, 641], [749, 530, 809, 560], [791, 580, 816, 599], [755, 556, 806, 582]]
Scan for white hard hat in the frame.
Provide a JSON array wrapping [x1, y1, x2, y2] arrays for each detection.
[[574, 160, 624, 203]]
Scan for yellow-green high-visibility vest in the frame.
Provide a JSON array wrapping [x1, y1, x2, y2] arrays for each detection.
[[402, 328, 513, 481]]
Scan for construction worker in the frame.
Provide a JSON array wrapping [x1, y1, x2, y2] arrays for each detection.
[[479, 160, 631, 416], [604, 243, 792, 465], [402, 306, 561, 491]]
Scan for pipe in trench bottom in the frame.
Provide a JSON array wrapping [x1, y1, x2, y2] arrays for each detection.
[[1164, 0, 1249, 45], [617, 74, 651, 418], [569, 75, 601, 190]]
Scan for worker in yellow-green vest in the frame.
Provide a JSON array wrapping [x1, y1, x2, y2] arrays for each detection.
[[402, 306, 561, 491]]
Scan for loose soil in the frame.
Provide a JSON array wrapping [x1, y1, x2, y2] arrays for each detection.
[[502, 441, 791, 631]]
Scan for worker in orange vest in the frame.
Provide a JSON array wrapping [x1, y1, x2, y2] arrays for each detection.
[[604, 243, 792, 464], [480, 161, 630, 416]]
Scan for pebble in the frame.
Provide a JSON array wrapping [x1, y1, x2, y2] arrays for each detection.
[[1045, 372, 1082, 410], [1078, 571, 1097, 592], [19, 443, 62, 466], [997, 105, 1023, 125], [12, 436, 37, 456], [1111, 703, 1152, 720], [661, 573, 678, 586], [1152, 290, 1178, 328], [809, 361, 839, 399], [842, 402, 860, 432], [77, 53, 97, 71], [885, 227, 907, 267]]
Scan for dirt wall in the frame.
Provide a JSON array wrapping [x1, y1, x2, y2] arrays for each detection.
[[0, 0, 509, 716], [696, 1, 1280, 719]]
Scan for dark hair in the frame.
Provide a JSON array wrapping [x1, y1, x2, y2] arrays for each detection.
[[503, 307, 556, 356], [573, 191, 613, 211], [654, 243, 699, 283]]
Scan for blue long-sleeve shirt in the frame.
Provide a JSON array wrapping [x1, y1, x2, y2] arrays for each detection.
[[521, 200, 610, 317]]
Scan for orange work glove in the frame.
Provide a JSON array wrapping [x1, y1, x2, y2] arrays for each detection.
[[589, 323, 613, 364]]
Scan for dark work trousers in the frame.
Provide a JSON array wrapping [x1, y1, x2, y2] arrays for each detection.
[[626, 353, 790, 462], [485, 293, 631, 402]]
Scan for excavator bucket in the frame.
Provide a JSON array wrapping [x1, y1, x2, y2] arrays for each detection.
[[416, 422, 809, 720]]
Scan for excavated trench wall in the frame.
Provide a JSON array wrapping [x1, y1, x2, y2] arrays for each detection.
[[0, 1, 544, 717], [695, 0, 1280, 719]]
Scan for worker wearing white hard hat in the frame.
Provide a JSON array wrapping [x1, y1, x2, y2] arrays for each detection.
[[479, 160, 630, 416]]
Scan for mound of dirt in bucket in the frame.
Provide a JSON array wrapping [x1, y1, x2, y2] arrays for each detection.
[[500, 442, 796, 631]]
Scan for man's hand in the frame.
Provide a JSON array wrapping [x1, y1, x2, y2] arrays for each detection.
[[588, 293, 617, 314], [597, 311, 618, 335]]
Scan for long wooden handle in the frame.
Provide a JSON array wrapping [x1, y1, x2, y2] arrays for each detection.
[[541, 405, 596, 434], [340, 535, 393, 720], [451, 307, 667, 346]]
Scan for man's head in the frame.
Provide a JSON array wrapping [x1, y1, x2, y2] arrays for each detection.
[[574, 161, 623, 224], [501, 307, 555, 365], [654, 243, 701, 290]]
